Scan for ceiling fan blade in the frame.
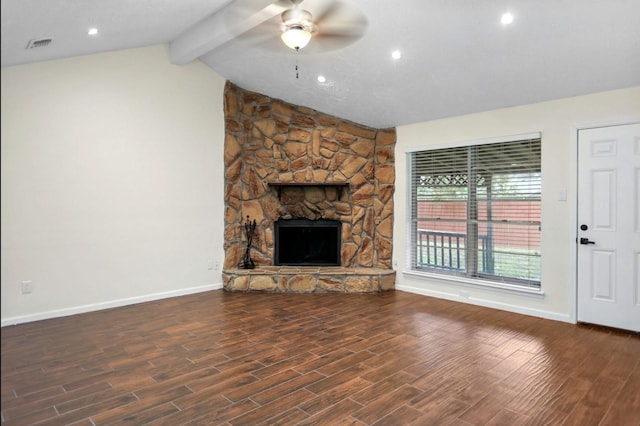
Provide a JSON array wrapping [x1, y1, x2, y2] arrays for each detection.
[[311, 0, 340, 23], [312, 0, 367, 25], [316, 18, 366, 37], [307, 32, 364, 53], [311, 0, 367, 36], [234, 17, 285, 49]]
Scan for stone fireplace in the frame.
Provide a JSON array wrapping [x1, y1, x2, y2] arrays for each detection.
[[222, 82, 396, 292]]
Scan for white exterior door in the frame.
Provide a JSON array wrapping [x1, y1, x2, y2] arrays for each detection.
[[577, 123, 640, 332]]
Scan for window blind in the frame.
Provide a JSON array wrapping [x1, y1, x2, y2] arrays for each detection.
[[409, 138, 541, 288]]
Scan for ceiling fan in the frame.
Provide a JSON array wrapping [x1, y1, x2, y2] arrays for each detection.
[[237, 0, 368, 54]]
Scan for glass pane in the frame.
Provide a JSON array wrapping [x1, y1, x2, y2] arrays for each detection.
[[416, 220, 467, 272], [477, 222, 541, 284]]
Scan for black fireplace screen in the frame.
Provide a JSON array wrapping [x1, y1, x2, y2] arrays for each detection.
[[274, 219, 341, 266]]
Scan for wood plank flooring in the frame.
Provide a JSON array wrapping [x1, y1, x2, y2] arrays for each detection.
[[2, 290, 639, 425]]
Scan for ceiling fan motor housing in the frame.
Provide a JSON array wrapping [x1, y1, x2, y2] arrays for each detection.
[[281, 8, 314, 31]]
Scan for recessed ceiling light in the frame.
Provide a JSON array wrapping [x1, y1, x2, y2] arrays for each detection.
[[501, 13, 514, 25], [88, 28, 98, 36], [391, 50, 402, 60], [317, 75, 326, 83]]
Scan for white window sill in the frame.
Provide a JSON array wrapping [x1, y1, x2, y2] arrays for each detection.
[[402, 269, 545, 297]]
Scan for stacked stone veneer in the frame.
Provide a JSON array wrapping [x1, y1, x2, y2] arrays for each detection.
[[222, 81, 396, 293]]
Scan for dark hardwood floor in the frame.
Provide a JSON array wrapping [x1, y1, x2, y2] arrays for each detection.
[[2, 290, 639, 425]]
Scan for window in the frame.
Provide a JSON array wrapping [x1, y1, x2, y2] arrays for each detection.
[[409, 136, 541, 289]]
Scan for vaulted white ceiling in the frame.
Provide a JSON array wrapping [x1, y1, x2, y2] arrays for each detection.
[[2, 0, 639, 128]]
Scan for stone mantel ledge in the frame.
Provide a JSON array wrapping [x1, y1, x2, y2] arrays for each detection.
[[222, 267, 396, 293]]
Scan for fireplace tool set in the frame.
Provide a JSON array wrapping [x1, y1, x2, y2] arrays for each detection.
[[239, 216, 256, 269]]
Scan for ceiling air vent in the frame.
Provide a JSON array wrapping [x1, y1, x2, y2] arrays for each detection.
[[26, 38, 54, 49]]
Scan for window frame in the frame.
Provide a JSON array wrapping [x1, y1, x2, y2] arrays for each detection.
[[405, 133, 543, 294]]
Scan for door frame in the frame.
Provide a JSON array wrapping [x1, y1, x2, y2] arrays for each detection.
[[571, 119, 640, 325]]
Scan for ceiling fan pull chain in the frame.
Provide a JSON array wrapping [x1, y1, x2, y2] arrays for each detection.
[[295, 47, 300, 79]]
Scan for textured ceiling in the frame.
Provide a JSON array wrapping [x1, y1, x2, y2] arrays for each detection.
[[2, 0, 640, 128]]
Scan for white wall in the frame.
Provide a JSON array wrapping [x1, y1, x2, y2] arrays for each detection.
[[394, 87, 640, 323], [1, 45, 227, 326]]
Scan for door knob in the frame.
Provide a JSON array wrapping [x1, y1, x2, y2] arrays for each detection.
[[580, 237, 595, 245]]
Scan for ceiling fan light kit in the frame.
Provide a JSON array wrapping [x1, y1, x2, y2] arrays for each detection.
[[281, 26, 312, 50]]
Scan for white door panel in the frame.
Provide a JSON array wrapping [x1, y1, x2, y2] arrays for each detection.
[[577, 123, 640, 332], [590, 249, 615, 301], [591, 169, 616, 230]]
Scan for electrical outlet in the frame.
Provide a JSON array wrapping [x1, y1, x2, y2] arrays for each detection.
[[21, 280, 33, 294], [207, 260, 214, 270]]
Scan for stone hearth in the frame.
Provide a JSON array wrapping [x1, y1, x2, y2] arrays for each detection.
[[223, 267, 396, 293], [222, 82, 396, 293]]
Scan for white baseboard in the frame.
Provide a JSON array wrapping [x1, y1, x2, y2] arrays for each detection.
[[1, 283, 223, 327], [396, 284, 574, 324]]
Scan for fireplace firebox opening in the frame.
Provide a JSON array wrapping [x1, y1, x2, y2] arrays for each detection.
[[274, 219, 341, 266]]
